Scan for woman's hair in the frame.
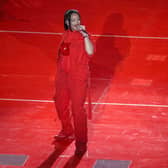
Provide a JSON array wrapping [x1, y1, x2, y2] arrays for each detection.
[[64, 9, 80, 31]]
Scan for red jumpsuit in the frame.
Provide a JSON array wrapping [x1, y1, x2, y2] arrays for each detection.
[[54, 30, 91, 146]]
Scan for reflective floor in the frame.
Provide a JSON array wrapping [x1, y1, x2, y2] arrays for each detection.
[[0, 0, 168, 167]]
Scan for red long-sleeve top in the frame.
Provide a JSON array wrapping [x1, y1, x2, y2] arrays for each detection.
[[57, 30, 91, 80]]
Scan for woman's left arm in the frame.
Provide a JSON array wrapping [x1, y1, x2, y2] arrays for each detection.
[[78, 25, 94, 56], [83, 36, 94, 56]]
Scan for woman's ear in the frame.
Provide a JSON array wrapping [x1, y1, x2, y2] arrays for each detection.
[[66, 20, 69, 26]]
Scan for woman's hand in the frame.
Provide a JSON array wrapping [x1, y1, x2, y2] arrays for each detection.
[[76, 25, 89, 37]]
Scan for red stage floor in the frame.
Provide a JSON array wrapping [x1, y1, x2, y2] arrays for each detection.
[[0, 0, 168, 167]]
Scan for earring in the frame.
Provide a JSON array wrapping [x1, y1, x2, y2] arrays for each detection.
[[66, 20, 69, 26]]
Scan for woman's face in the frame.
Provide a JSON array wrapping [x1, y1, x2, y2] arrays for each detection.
[[70, 13, 81, 31]]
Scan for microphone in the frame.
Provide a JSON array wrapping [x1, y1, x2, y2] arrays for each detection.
[[76, 25, 88, 34]]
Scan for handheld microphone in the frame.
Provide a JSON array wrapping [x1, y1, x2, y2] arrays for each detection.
[[76, 25, 88, 34]]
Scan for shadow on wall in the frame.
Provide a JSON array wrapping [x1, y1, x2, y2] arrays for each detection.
[[90, 13, 131, 79]]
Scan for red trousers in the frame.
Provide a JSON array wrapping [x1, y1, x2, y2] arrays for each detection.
[[54, 67, 88, 145]]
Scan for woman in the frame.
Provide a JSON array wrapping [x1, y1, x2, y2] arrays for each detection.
[[54, 9, 94, 156]]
